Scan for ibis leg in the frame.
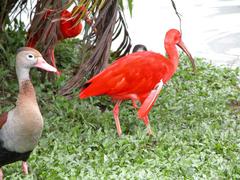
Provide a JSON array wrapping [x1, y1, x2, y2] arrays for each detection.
[[22, 161, 28, 175], [50, 49, 60, 76], [113, 100, 122, 136], [142, 116, 153, 135], [129, 94, 140, 108], [138, 80, 163, 119], [131, 99, 139, 108]]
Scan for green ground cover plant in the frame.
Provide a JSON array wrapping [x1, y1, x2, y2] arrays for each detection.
[[0, 36, 239, 179]]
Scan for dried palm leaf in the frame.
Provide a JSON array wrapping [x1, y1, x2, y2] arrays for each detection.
[[26, 0, 70, 68], [0, 0, 27, 32], [60, 0, 132, 96]]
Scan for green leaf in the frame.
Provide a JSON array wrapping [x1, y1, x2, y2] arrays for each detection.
[[118, 0, 124, 10], [128, 0, 133, 17], [118, 0, 133, 16]]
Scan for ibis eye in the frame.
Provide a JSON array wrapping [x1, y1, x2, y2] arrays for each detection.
[[27, 54, 34, 60]]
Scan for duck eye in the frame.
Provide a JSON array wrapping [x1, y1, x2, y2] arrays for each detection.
[[27, 54, 34, 60]]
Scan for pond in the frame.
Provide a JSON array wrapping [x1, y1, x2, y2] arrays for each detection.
[[124, 0, 240, 67]]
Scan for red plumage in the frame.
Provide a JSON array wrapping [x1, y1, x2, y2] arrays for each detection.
[[79, 29, 195, 136], [26, 6, 89, 70], [80, 51, 170, 100], [60, 6, 87, 38]]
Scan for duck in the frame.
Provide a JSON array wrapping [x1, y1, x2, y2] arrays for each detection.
[[0, 47, 57, 179]]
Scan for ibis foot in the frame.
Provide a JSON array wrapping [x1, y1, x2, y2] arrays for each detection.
[[147, 125, 153, 136]]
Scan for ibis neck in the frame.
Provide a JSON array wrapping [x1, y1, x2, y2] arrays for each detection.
[[164, 43, 179, 70]]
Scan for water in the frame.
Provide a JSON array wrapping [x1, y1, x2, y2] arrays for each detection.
[[123, 0, 240, 67]]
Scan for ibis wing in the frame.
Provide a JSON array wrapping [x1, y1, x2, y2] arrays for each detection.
[[79, 51, 168, 98], [0, 112, 8, 129]]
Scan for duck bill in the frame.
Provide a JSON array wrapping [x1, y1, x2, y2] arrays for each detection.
[[177, 40, 196, 71], [34, 57, 57, 72]]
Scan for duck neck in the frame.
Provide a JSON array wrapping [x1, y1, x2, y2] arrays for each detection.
[[16, 67, 30, 84], [164, 43, 179, 71], [16, 67, 37, 106]]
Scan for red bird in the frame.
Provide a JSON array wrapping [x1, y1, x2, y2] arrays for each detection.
[[79, 29, 195, 136], [26, 6, 92, 70], [60, 6, 88, 38]]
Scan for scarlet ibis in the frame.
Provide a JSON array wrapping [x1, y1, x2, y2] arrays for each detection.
[[79, 29, 195, 136], [0, 47, 57, 179], [60, 6, 89, 38], [26, 6, 92, 70]]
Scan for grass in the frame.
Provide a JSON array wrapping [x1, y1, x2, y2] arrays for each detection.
[[1, 41, 240, 179]]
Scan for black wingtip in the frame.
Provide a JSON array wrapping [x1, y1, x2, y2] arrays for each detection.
[[80, 82, 91, 91]]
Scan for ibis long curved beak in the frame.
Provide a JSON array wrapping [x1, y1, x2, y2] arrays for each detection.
[[177, 40, 196, 71], [34, 57, 57, 72]]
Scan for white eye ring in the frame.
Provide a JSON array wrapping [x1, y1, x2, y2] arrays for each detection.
[[27, 54, 34, 60]]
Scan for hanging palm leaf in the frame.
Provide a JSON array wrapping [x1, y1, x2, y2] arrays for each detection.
[[26, 0, 98, 73], [0, 0, 28, 65], [60, 0, 132, 96], [26, 0, 69, 69], [0, 0, 28, 32]]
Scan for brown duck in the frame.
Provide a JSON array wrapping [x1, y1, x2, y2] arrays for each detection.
[[0, 47, 57, 179]]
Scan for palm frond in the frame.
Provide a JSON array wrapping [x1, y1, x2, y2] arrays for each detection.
[[60, 0, 132, 96], [0, 0, 28, 32], [26, 0, 73, 67]]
